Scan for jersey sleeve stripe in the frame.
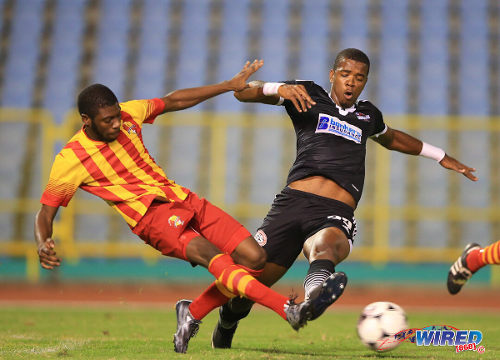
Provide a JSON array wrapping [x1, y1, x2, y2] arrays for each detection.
[[143, 98, 165, 124]]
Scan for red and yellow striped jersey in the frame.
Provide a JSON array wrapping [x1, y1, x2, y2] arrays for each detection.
[[41, 98, 190, 227]]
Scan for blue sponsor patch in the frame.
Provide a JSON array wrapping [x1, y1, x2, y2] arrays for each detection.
[[315, 113, 362, 144]]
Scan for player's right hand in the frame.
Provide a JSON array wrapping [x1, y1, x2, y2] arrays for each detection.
[[278, 84, 316, 113], [38, 238, 61, 269], [228, 60, 265, 92]]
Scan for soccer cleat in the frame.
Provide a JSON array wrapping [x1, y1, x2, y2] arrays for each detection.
[[285, 299, 312, 331], [308, 271, 348, 321], [211, 319, 238, 349], [173, 300, 202, 353], [447, 243, 481, 295]]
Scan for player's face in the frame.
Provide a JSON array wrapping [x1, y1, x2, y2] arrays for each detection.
[[82, 103, 122, 142], [329, 59, 368, 108]]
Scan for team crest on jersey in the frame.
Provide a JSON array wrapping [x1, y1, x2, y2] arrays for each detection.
[[355, 112, 371, 121], [316, 113, 362, 144], [168, 215, 184, 228], [123, 121, 137, 134], [254, 229, 267, 247]]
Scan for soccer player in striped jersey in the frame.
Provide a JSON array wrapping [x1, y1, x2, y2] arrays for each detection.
[[34, 60, 341, 353], [447, 240, 500, 294], [211, 48, 478, 349]]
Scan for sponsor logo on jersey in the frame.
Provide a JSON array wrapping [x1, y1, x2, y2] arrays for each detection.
[[254, 229, 267, 247], [316, 113, 362, 144], [355, 112, 371, 121], [123, 121, 137, 134], [168, 215, 184, 228]]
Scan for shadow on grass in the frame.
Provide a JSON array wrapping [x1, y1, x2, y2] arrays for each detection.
[[238, 346, 323, 356], [239, 346, 424, 359]]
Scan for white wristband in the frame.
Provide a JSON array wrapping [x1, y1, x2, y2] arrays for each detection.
[[262, 82, 284, 96], [420, 142, 446, 162]]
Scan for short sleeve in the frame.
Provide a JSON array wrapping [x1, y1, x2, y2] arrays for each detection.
[[119, 98, 166, 125], [40, 149, 86, 207], [358, 100, 386, 137]]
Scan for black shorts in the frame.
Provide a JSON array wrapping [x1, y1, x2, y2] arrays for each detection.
[[254, 187, 357, 269]]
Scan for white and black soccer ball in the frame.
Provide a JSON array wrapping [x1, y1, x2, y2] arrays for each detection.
[[356, 301, 408, 352]]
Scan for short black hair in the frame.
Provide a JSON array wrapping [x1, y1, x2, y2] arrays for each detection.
[[77, 84, 118, 119], [333, 48, 370, 74]]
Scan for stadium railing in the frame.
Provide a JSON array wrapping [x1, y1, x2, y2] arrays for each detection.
[[0, 109, 499, 283]]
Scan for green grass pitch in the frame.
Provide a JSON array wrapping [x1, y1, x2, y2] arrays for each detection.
[[0, 305, 498, 359]]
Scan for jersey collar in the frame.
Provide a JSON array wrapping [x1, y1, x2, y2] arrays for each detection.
[[328, 93, 357, 116]]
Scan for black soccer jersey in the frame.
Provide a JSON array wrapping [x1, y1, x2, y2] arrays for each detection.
[[281, 80, 386, 204]]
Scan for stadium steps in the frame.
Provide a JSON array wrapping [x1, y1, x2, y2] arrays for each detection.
[[0, 0, 13, 104], [13, 0, 57, 242], [32, 0, 56, 108], [193, 0, 225, 196], [77, 0, 101, 92], [487, 0, 500, 115], [122, 0, 143, 102]]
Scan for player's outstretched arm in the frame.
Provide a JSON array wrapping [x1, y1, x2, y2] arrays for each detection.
[[374, 127, 478, 181], [438, 154, 477, 181], [34, 204, 61, 269], [160, 60, 264, 113], [234, 81, 316, 113]]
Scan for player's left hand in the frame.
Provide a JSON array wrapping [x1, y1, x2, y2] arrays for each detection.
[[439, 154, 478, 181], [227, 60, 264, 91]]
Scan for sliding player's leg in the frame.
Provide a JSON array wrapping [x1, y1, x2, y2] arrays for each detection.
[[448, 240, 500, 294], [212, 262, 287, 348], [174, 235, 311, 353]]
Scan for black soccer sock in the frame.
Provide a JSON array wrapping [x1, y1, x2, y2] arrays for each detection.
[[219, 297, 254, 329], [303, 259, 336, 301]]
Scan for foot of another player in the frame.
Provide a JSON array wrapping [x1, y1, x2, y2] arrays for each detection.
[[447, 243, 481, 295], [212, 271, 348, 348], [173, 299, 202, 353], [211, 307, 239, 349], [286, 271, 348, 330], [308, 271, 348, 321]]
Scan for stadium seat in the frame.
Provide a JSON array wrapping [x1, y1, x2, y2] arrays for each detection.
[[458, 0, 488, 115], [43, 0, 86, 124], [133, 0, 170, 100], [377, 0, 408, 114], [1, 0, 45, 107], [298, 0, 329, 87], [174, 0, 210, 100], [92, 0, 133, 101], [340, 0, 369, 51], [212, 0, 250, 113]]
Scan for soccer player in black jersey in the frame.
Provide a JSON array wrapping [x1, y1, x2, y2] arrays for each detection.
[[211, 48, 478, 348]]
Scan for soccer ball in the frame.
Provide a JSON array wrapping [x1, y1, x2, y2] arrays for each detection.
[[356, 301, 408, 352]]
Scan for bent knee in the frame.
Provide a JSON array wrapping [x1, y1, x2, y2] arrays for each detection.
[[308, 228, 350, 263], [232, 237, 267, 270], [245, 245, 267, 270]]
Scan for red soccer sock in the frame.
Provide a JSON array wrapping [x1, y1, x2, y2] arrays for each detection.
[[481, 241, 500, 265], [208, 254, 289, 320], [188, 262, 265, 320], [189, 282, 232, 320], [465, 249, 484, 273], [467, 241, 500, 272]]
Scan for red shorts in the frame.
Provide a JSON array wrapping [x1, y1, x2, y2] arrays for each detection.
[[132, 192, 251, 261]]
